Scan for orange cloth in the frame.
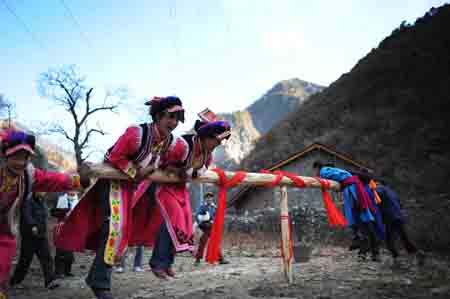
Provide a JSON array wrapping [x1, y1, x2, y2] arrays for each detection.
[[369, 180, 382, 204]]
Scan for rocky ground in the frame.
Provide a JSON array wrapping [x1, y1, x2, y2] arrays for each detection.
[[9, 246, 450, 299]]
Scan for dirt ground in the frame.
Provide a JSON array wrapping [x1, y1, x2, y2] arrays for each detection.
[[9, 246, 450, 299]]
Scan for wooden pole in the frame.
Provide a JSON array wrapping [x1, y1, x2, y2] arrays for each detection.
[[86, 163, 341, 190], [279, 185, 293, 283]]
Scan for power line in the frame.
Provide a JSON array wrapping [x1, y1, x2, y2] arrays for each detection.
[[1, 0, 46, 50], [58, 0, 94, 50]]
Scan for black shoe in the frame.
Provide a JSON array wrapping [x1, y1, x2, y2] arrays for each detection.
[[219, 259, 230, 265], [64, 272, 75, 277], [46, 279, 61, 290], [55, 273, 64, 279], [91, 288, 114, 299]]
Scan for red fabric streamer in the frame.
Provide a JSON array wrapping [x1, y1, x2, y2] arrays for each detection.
[[261, 170, 284, 187], [341, 175, 376, 214], [316, 178, 347, 227], [206, 168, 246, 264], [279, 215, 294, 263], [278, 171, 306, 188]]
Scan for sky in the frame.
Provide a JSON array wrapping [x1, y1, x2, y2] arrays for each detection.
[[0, 0, 447, 160]]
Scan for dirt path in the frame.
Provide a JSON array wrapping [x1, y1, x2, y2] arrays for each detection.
[[10, 247, 450, 299]]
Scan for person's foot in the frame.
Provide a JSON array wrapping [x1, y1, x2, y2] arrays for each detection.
[[415, 250, 426, 266], [392, 257, 402, 268], [194, 259, 201, 266], [151, 268, 168, 280], [64, 272, 75, 277], [165, 267, 176, 278], [371, 254, 381, 262], [133, 266, 144, 272], [219, 259, 230, 265], [46, 279, 61, 290], [349, 238, 360, 251], [91, 288, 114, 299], [114, 266, 124, 273], [54, 273, 65, 279], [357, 254, 367, 262]]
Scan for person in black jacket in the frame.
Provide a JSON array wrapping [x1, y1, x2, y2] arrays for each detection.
[[376, 182, 424, 262], [10, 192, 59, 289]]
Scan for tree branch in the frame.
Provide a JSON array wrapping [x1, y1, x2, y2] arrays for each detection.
[[80, 128, 105, 149], [49, 124, 75, 143]]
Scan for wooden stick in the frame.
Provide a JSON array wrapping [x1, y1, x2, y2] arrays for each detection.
[[86, 163, 341, 190], [279, 185, 293, 284]]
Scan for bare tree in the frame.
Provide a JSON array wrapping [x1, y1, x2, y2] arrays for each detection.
[[0, 94, 16, 127], [38, 65, 127, 167]]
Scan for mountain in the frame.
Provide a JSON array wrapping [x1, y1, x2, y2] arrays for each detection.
[[241, 5, 450, 251], [214, 78, 324, 168]]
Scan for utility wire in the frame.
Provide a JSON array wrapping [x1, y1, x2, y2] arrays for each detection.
[[58, 0, 94, 50], [1, 0, 46, 50]]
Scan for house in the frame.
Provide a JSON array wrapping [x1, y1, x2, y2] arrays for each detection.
[[230, 142, 373, 213]]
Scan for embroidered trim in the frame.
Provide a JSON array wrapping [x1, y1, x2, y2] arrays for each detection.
[[155, 189, 194, 252], [69, 174, 81, 189], [104, 181, 123, 265], [124, 163, 137, 178], [0, 168, 19, 193]]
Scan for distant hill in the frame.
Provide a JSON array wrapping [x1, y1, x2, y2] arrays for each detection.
[[215, 78, 324, 168], [241, 5, 450, 251], [0, 120, 76, 170]]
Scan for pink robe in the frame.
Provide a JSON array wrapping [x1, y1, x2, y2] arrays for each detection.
[[0, 164, 80, 291], [55, 124, 170, 265], [130, 135, 211, 252]]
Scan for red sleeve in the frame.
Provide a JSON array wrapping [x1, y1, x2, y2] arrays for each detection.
[[107, 126, 141, 178], [31, 168, 81, 193]]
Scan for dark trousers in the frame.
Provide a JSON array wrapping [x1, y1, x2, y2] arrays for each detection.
[[195, 227, 223, 261], [10, 234, 55, 287], [385, 220, 417, 258], [54, 248, 74, 276], [150, 223, 175, 269], [85, 180, 113, 290], [358, 221, 379, 257]]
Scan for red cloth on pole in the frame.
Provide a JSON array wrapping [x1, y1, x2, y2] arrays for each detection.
[[316, 178, 347, 227], [206, 169, 246, 264]]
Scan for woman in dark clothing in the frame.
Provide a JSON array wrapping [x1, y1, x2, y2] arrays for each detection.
[[10, 192, 59, 289]]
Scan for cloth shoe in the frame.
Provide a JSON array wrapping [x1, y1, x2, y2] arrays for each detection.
[[219, 258, 230, 265], [133, 266, 144, 272], [90, 288, 113, 299], [46, 279, 61, 290], [165, 267, 176, 278], [114, 266, 124, 273], [151, 268, 168, 280], [415, 250, 426, 266]]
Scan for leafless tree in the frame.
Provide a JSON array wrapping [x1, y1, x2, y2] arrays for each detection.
[[38, 65, 127, 167], [0, 94, 15, 127]]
